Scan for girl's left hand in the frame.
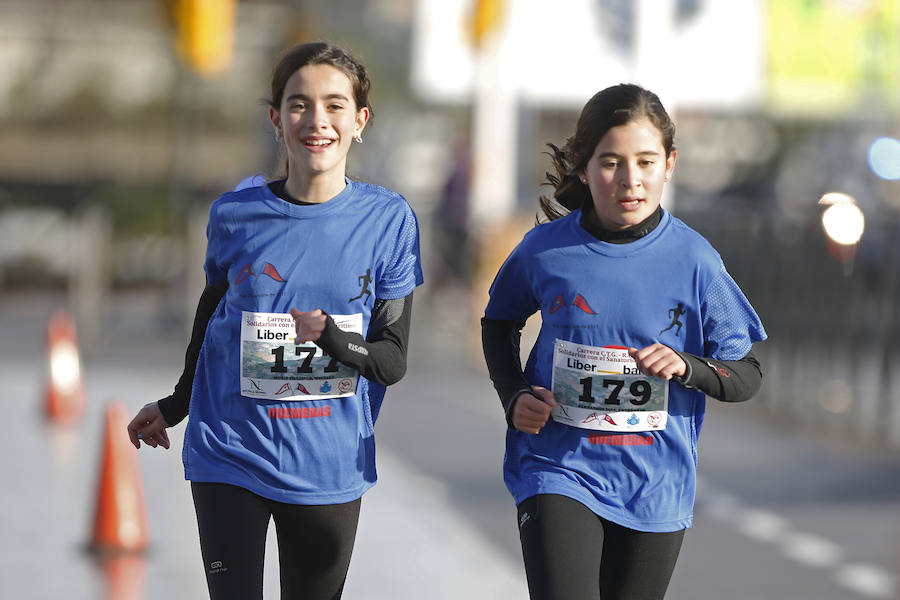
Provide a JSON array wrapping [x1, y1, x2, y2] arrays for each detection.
[[628, 343, 686, 381], [126, 402, 171, 450], [290, 308, 327, 343]]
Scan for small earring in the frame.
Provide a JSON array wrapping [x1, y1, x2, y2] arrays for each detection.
[[274, 130, 282, 142], [579, 177, 586, 184], [354, 135, 363, 144]]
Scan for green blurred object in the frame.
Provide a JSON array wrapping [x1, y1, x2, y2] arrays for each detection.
[[767, 0, 900, 114]]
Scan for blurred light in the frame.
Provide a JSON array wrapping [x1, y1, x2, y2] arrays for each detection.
[[867, 137, 900, 181], [818, 378, 853, 415], [817, 191, 855, 205], [49, 339, 81, 396], [819, 194, 864, 246]]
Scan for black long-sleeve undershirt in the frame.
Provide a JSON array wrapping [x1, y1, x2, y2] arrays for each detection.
[[158, 285, 414, 427], [673, 349, 762, 403], [158, 281, 227, 426]]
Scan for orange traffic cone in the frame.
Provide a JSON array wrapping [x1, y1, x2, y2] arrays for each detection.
[[89, 402, 149, 554], [44, 309, 84, 424]]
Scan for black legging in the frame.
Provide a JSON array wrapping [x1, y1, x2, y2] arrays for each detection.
[[517, 494, 685, 600], [191, 482, 361, 600]]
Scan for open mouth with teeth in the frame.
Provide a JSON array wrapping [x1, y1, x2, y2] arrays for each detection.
[[302, 137, 336, 150], [619, 197, 643, 210]]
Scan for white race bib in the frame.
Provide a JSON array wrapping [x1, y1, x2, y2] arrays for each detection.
[[239, 311, 361, 401], [550, 339, 668, 431]]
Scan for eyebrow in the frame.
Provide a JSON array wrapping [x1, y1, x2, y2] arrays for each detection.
[[285, 93, 351, 103], [596, 150, 662, 158]]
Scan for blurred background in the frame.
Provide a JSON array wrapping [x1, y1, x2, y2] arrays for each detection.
[[2, 0, 900, 599]]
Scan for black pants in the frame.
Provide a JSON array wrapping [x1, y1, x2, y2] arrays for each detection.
[[517, 494, 685, 600], [191, 482, 361, 600]]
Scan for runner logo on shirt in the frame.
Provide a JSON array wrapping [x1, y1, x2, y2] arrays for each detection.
[[349, 268, 373, 304], [659, 302, 686, 336]]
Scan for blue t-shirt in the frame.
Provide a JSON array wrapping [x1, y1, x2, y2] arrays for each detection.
[[183, 179, 424, 504], [484, 208, 766, 532]]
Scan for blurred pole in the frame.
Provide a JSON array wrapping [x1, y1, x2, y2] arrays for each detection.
[[634, 0, 677, 213], [71, 204, 111, 351], [167, 59, 194, 330], [468, 0, 515, 232], [880, 222, 900, 447], [166, 0, 236, 330], [465, 0, 520, 357]]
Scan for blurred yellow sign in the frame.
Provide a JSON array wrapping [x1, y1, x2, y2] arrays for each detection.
[[767, 0, 900, 114], [467, 0, 504, 50], [174, 0, 235, 78]]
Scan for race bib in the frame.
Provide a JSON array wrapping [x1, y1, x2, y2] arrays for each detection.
[[239, 311, 362, 401], [550, 339, 668, 431]]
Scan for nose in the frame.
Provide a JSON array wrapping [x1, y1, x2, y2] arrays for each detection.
[[306, 104, 328, 129], [619, 163, 641, 189]]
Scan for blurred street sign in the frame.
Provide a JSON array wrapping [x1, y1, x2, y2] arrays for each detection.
[[410, 0, 763, 110], [767, 0, 900, 115], [172, 0, 235, 78]]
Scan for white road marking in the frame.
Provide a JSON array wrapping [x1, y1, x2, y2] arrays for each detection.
[[782, 532, 843, 569], [735, 508, 790, 543], [697, 477, 898, 599], [836, 564, 898, 599]]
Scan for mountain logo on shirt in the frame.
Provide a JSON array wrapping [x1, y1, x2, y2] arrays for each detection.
[[234, 262, 287, 285], [573, 294, 596, 314], [550, 295, 565, 313], [548, 293, 596, 315]]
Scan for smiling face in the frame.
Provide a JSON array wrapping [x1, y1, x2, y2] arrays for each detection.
[[579, 117, 677, 230], [269, 63, 369, 186]]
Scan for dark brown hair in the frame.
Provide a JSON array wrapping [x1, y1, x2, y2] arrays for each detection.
[[539, 84, 675, 221], [268, 42, 372, 119]]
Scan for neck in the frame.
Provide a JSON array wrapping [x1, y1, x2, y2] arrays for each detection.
[[581, 206, 663, 243], [284, 170, 346, 204]]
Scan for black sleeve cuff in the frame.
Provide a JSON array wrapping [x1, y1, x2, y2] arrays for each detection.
[[157, 394, 186, 427], [314, 295, 412, 387], [670, 348, 763, 403]]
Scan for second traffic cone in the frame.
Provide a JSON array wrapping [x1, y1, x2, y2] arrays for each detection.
[[44, 309, 84, 424], [89, 402, 149, 554]]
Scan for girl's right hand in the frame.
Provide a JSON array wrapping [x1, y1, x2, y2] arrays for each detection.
[[511, 386, 557, 434]]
